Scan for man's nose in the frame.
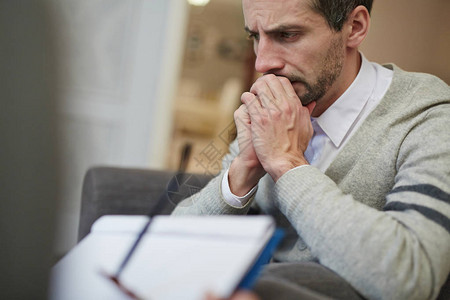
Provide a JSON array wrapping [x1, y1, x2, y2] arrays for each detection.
[[254, 38, 284, 74]]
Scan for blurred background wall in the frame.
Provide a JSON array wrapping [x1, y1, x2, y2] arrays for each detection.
[[360, 0, 450, 84], [51, 0, 189, 255]]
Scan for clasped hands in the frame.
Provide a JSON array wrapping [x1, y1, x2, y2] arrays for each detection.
[[229, 74, 316, 196]]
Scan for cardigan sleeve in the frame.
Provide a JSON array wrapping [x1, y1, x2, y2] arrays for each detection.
[[272, 104, 450, 300]]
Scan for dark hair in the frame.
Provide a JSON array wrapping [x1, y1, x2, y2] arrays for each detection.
[[309, 0, 373, 31]]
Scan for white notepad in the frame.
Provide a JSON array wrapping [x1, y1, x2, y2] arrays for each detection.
[[50, 215, 280, 300]]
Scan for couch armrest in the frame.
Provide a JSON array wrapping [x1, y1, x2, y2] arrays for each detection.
[[78, 166, 213, 241]]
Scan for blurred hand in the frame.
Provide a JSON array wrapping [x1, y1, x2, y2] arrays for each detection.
[[205, 290, 261, 300]]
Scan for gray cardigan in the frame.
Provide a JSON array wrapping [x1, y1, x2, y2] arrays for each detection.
[[172, 65, 450, 300]]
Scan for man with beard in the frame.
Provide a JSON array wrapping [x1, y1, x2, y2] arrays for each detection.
[[173, 0, 450, 299]]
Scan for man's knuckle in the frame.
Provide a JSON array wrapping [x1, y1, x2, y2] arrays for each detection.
[[279, 76, 290, 85], [253, 80, 264, 90]]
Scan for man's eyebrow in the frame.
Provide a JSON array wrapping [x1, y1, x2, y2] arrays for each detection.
[[245, 24, 305, 34], [244, 26, 255, 34]]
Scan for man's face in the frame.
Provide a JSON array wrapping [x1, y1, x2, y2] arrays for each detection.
[[243, 0, 346, 106]]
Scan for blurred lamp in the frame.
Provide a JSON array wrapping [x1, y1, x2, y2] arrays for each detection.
[[187, 0, 210, 6]]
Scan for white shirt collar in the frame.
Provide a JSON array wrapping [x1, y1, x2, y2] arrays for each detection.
[[314, 54, 377, 147]]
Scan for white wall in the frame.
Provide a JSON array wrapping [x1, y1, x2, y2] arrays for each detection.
[[53, 0, 188, 255]]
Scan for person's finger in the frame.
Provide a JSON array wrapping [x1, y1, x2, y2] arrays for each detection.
[[241, 92, 258, 105], [203, 290, 261, 300], [234, 104, 252, 132], [277, 76, 298, 99], [204, 291, 217, 300], [262, 74, 290, 104], [230, 290, 261, 300], [241, 92, 263, 119], [249, 76, 275, 108]]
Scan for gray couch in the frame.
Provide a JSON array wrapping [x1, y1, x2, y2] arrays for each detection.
[[78, 166, 449, 299], [78, 166, 213, 241]]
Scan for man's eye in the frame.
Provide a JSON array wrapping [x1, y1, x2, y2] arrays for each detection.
[[280, 32, 298, 40], [247, 33, 259, 41]]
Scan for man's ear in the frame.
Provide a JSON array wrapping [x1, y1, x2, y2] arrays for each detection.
[[344, 5, 370, 49]]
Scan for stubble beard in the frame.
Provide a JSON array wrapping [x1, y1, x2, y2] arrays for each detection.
[[289, 37, 344, 106]]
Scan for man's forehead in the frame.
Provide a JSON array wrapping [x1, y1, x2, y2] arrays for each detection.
[[242, 0, 321, 31], [242, 0, 312, 14]]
